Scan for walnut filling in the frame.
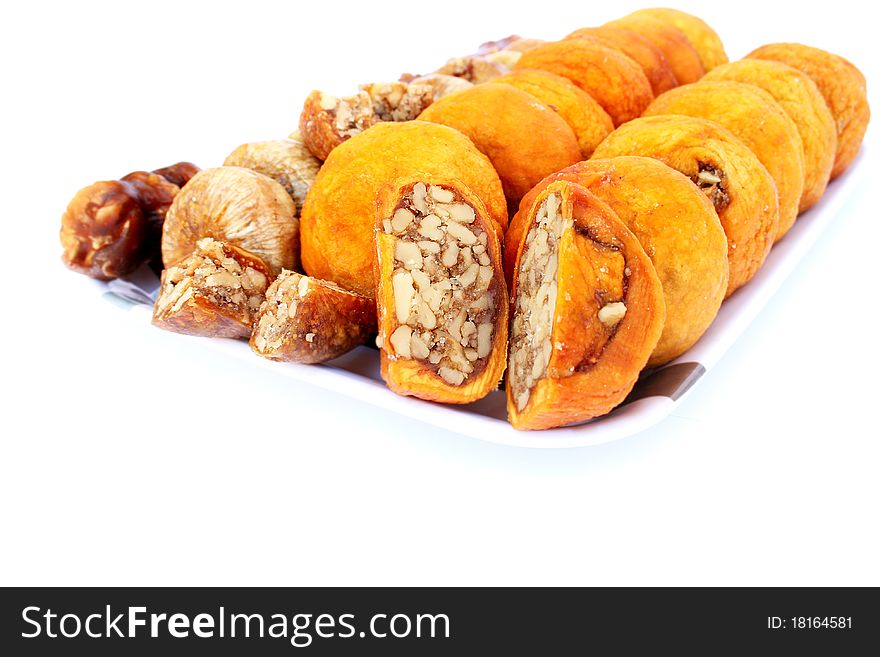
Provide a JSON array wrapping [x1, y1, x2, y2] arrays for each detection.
[[319, 90, 376, 139], [382, 183, 498, 386], [361, 82, 434, 121], [509, 193, 565, 412], [694, 163, 730, 213], [320, 82, 433, 139], [155, 238, 268, 322], [251, 271, 315, 354], [509, 194, 629, 412], [435, 56, 504, 83], [407, 74, 474, 100]]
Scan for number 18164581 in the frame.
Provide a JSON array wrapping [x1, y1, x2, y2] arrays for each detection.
[[767, 617, 852, 629]]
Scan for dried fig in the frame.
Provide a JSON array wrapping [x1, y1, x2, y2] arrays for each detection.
[[434, 56, 505, 83], [161, 167, 298, 275], [405, 74, 473, 100], [224, 138, 321, 213], [152, 238, 270, 339], [298, 81, 433, 160], [251, 271, 376, 364]]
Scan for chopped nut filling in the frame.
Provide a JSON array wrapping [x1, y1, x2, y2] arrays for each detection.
[[407, 74, 474, 100], [694, 163, 730, 213], [320, 90, 377, 139], [253, 271, 310, 354], [251, 271, 376, 364], [509, 193, 629, 412], [361, 82, 434, 121], [435, 56, 505, 83], [320, 82, 434, 140], [509, 193, 565, 412], [382, 183, 499, 385], [154, 238, 268, 333]]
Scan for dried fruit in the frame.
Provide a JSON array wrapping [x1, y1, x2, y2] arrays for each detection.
[[477, 35, 544, 55], [747, 43, 870, 179], [298, 81, 434, 160], [703, 59, 837, 212], [514, 38, 654, 126], [624, 8, 728, 71], [434, 56, 505, 83], [507, 181, 665, 430], [375, 178, 508, 404], [508, 155, 729, 367], [60, 181, 149, 280], [405, 74, 473, 100], [152, 238, 270, 338], [250, 271, 376, 364], [60, 162, 199, 280], [565, 26, 678, 95], [120, 171, 180, 222], [300, 121, 506, 298], [162, 167, 299, 275], [223, 137, 321, 213], [590, 117, 780, 297], [644, 80, 805, 240], [604, 12, 704, 84], [418, 83, 581, 204], [150, 162, 200, 188], [491, 69, 614, 158]]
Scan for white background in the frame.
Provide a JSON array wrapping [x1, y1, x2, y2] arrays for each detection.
[[1, 0, 877, 586]]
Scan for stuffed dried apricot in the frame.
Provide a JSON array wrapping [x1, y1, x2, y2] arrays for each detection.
[[507, 180, 665, 430], [515, 38, 654, 126], [605, 12, 704, 84], [375, 177, 508, 404], [644, 81, 805, 240], [626, 8, 727, 71], [491, 69, 613, 158], [508, 155, 728, 366], [300, 121, 507, 298], [591, 116, 779, 295], [748, 43, 870, 179], [703, 59, 836, 212], [418, 83, 582, 203], [566, 25, 678, 95]]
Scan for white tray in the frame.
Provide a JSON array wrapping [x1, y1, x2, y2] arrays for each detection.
[[102, 154, 866, 448]]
